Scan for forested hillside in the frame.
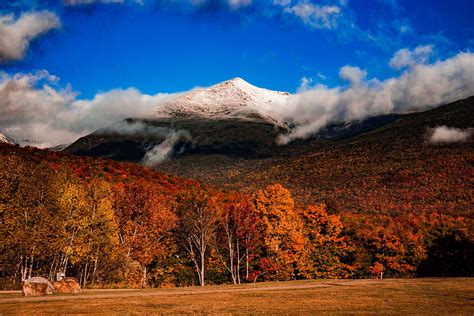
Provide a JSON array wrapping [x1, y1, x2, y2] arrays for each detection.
[[157, 96, 474, 219]]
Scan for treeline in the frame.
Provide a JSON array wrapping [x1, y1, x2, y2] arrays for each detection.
[[0, 144, 473, 289]]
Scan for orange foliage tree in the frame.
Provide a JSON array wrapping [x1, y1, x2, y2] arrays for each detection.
[[299, 204, 354, 278], [251, 184, 304, 281], [114, 180, 176, 287]]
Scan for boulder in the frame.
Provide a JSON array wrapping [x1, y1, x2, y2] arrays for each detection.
[[22, 277, 54, 296], [52, 277, 81, 294]]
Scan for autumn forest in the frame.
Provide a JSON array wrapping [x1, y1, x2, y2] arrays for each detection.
[[1, 143, 472, 290]]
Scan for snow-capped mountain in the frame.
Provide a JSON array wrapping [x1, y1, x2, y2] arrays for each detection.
[[0, 133, 15, 145], [157, 78, 290, 125], [64, 77, 410, 163]]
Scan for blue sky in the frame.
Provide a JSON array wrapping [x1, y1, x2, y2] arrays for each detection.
[[1, 0, 473, 98], [1, 0, 474, 147]]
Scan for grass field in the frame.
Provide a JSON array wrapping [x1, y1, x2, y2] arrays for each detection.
[[1, 278, 473, 314]]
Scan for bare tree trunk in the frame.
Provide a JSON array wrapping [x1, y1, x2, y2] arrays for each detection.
[[236, 240, 241, 284], [246, 248, 249, 281], [253, 271, 266, 283], [13, 255, 23, 283], [179, 198, 218, 287], [49, 254, 57, 281], [186, 237, 202, 286], [92, 256, 98, 288], [215, 223, 238, 284], [21, 256, 28, 281], [200, 241, 205, 286], [228, 237, 236, 284], [127, 225, 139, 260], [142, 266, 147, 288], [58, 254, 64, 275], [62, 256, 69, 274], [28, 255, 34, 279], [61, 229, 77, 274], [83, 263, 89, 288]]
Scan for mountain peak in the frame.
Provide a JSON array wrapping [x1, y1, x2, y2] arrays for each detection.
[[157, 78, 291, 125], [226, 77, 247, 83], [222, 77, 252, 87], [208, 77, 255, 94]]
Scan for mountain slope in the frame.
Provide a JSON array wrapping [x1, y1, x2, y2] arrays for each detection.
[[64, 78, 293, 160], [0, 133, 15, 145], [156, 96, 474, 218], [63, 76, 473, 219], [64, 117, 287, 160], [64, 78, 400, 161]]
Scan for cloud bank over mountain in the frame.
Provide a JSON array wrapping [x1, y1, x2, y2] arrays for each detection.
[[0, 71, 180, 147], [0, 48, 473, 147], [277, 50, 474, 144]]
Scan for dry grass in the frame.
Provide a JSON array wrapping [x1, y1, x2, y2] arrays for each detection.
[[0, 278, 473, 315]]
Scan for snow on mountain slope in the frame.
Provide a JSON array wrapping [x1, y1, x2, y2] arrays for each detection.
[[156, 78, 291, 126], [0, 133, 15, 145]]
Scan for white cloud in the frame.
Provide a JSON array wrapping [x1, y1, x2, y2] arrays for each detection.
[[284, 2, 341, 29], [2, 51, 474, 148], [298, 73, 327, 92], [143, 129, 191, 166], [227, 0, 252, 9], [339, 65, 367, 85], [297, 76, 313, 92], [0, 11, 61, 64], [96, 120, 192, 164], [389, 45, 434, 70], [316, 72, 327, 80], [429, 126, 472, 143], [0, 71, 181, 147], [277, 51, 474, 144]]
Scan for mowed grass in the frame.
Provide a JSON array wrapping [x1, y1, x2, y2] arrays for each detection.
[[1, 278, 473, 315]]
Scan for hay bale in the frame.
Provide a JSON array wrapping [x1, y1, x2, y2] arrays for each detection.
[[52, 277, 81, 294], [22, 277, 54, 296]]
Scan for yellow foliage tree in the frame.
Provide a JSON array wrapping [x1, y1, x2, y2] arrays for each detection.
[[252, 184, 304, 281], [299, 204, 353, 278], [56, 179, 119, 287]]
